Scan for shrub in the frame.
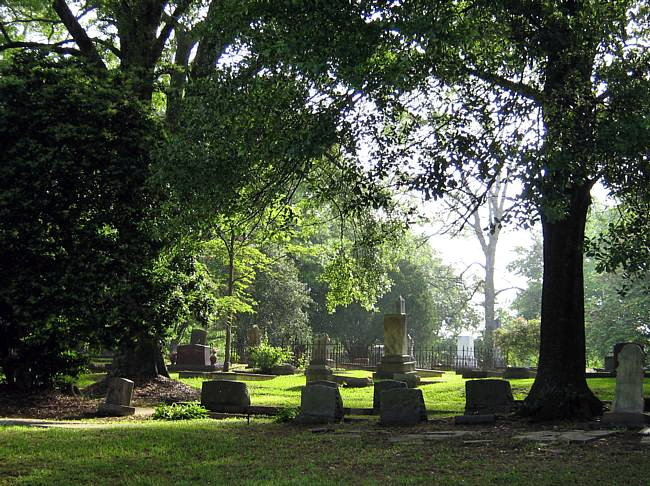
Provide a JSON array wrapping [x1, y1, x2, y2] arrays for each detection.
[[152, 402, 209, 420], [274, 406, 300, 423], [248, 344, 293, 372]]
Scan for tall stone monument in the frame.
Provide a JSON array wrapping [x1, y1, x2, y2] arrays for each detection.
[[603, 343, 648, 427], [374, 297, 418, 381], [305, 334, 334, 383]]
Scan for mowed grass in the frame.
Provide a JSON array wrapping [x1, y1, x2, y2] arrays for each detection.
[[2, 371, 650, 485], [175, 370, 642, 414], [2, 417, 650, 485]]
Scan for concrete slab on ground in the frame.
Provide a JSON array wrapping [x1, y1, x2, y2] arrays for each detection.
[[513, 430, 618, 444], [388, 431, 476, 444]]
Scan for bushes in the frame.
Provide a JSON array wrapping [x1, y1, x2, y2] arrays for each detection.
[[248, 344, 293, 372], [152, 402, 209, 420]]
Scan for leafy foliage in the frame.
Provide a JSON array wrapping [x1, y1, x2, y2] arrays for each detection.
[[248, 344, 293, 372], [273, 406, 300, 423], [494, 317, 541, 367], [0, 53, 162, 387], [152, 402, 209, 421]]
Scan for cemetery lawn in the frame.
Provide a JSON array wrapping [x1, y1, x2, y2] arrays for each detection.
[[175, 371, 645, 415], [2, 372, 650, 485], [2, 417, 649, 485]]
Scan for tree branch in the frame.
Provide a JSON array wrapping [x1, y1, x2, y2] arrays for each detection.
[[468, 68, 543, 104], [52, 0, 105, 68], [0, 41, 81, 56], [153, 0, 194, 63]]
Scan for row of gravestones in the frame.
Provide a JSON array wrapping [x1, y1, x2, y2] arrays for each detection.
[[198, 378, 517, 426], [96, 343, 647, 425]]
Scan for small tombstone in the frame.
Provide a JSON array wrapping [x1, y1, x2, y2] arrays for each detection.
[[464, 379, 515, 415], [247, 325, 262, 348], [97, 377, 135, 416], [297, 384, 344, 424], [190, 328, 208, 346], [380, 388, 427, 426], [373, 380, 407, 410], [603, 343, 647, 427], [201, 380, 251, 411]]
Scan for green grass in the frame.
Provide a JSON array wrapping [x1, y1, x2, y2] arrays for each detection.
[[174, 370, 648, 415], [2, 371, 648, 485], [1, 418, 649, 485]]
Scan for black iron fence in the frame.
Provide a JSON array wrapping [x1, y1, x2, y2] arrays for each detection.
[[236, 338, 506, 371]]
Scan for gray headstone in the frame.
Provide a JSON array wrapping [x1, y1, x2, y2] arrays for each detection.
[[97, 377, 135, 416], [613, 343, 645, 414], [201, 380, 251, 410], [465, 379, 515, 415], [105, 377, 134, 406], [190, 328, 208, 345], [298, 384, 344, 424], [380, 388, 427, 426], [373, 380, 407, 410]]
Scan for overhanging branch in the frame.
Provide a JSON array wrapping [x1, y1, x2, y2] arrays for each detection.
[[52, 0, 105, 68]]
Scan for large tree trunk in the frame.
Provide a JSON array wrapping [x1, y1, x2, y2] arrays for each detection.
[[521, 185, 602, 420], [111, 336, 170, 380]]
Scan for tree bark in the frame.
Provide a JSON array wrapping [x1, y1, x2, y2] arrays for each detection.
[[223, 231, 236, 372], [521, 184, 602, 420], [111, 335, 170, 380]]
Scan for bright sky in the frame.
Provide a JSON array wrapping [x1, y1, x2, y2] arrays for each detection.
[[417, 183, 611, 333]]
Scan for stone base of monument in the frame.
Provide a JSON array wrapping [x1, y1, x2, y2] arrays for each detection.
[[601, 411, 650, 428], [97, 403, 136, 417], [305, 364, 334, 383], [373, 355, 418, 382]]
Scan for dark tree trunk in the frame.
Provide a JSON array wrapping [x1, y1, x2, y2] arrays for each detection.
[[111, 336, 170, 380], [521, 185, 602, 420]]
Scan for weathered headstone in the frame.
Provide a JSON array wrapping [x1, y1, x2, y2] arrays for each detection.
[[247, 325, 262, 348], [305, 334, 334, 383], [97, 377, 136, 416], [297, 384, 344, 424], [380, 388, 427, 426], [603, 343, 648, 427], [190, 328, 208, 345], [373, 380, 407, 410], [374, 297, 418, 380], [171, 328, 214, 371], [464, 379, 515, 415], [201, 380, 251, 411]]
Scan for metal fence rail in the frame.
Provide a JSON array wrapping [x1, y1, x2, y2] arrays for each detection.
[[237, 338, 506, 370]]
